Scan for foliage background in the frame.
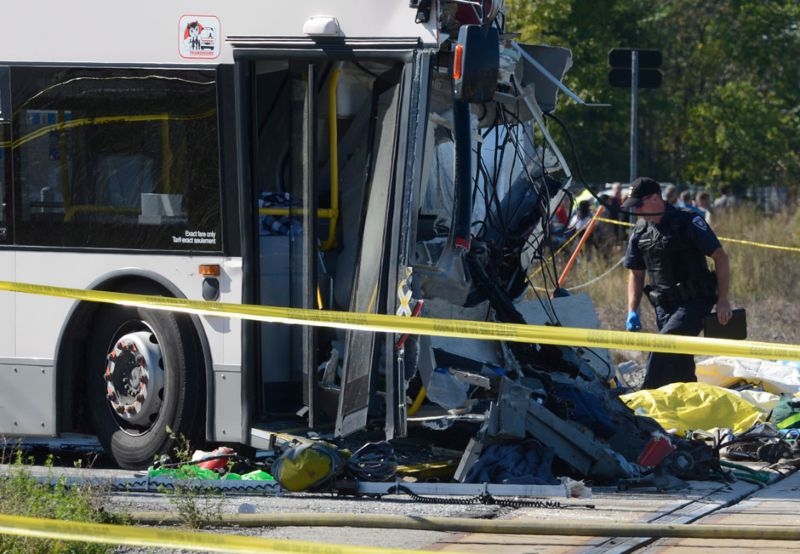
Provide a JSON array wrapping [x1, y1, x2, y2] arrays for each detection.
[[505, 0, 800, 195]]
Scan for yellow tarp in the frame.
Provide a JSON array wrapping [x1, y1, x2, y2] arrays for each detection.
[[620, 382, 767, 435]]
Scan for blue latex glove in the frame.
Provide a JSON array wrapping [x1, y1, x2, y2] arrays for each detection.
[[626, 310, 642, 331]]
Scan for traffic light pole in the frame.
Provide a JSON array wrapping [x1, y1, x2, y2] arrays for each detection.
[[609, 47, 662, 183], [629, 50, 639, 183]]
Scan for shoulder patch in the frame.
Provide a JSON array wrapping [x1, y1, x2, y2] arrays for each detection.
[[692, 215, 708, 231]]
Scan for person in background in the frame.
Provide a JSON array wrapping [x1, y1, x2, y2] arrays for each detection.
[[607, 182, 623, 215], [587, 194, 616, 257], [695, 191, 713, 224], [553, 196, 570, 228], [622, 177, 732, 389], [663, 184, 679, 206], [680, 190, 705, 217], [568, 199, 594, 234], [549, 195, 572, 249], [600, 182, 626, 241], [713, 185, 737, 210]]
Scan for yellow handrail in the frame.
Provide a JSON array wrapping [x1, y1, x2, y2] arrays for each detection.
[[258, 207, 336, 218], [320, 67, 341, 251]]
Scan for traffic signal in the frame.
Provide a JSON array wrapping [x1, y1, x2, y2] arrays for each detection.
[[608, 48, 662, 88]]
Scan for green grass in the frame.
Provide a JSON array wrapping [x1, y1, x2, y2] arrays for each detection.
[[157, 431, 226, 530], [0, 433, 227, 553], [0, 450, 119, 554]]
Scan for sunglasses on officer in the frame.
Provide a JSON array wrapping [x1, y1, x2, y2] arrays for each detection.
[[631, 193, 656, 208]]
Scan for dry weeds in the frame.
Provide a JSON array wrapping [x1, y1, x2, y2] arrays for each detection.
[[556, 203, 800, 367]]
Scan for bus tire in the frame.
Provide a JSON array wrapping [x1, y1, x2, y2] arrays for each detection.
[[88, 303, 203, 470]]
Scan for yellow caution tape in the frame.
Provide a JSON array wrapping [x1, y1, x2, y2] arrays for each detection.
[[594, 217, 630, 227], [714, 235, 800, 253], [0, 513, 444, 554], [596, 217, 800, 253], [1, 279, 799, 361]]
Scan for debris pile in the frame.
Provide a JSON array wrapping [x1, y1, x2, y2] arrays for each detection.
[[148, 21, 798, 498], [149, 342, 800, 499]]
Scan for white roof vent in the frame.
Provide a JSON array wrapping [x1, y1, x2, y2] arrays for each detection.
[[303, 16, 341, 37]]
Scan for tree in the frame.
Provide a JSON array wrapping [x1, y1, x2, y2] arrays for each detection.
[[504, 0, 800, 195]]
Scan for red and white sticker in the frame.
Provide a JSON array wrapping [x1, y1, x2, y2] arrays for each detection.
[[179, 15, 220, 59]]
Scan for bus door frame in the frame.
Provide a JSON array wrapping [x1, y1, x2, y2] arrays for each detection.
[[231, 38, 429, 440]]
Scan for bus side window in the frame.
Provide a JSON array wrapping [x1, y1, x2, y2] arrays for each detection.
[[0, 67, 9, 241], [0, 124, 7, 242], [94, 154, 155, 209], [0, 66, 8, 122], [10, 66, 221, 251]]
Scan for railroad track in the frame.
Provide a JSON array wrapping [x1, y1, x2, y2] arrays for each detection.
[[2, 461, 797, 553]]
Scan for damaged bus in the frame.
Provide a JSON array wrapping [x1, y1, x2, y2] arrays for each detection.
[[0, 1, 661, 476]]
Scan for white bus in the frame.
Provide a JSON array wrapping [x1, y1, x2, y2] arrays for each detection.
[[0, 1, 577, 469]]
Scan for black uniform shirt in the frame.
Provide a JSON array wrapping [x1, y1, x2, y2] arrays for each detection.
[[624, 204, 722, 271]]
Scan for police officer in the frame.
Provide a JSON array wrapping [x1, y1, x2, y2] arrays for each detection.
[[622, 177, 732, 388]]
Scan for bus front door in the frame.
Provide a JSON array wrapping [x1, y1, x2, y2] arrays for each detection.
[[235, 47, 426, 439]]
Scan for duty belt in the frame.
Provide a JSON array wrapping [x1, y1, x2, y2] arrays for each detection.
[[644, 281, 715, 310]]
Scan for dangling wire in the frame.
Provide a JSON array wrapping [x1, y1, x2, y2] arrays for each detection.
[[346, 442, 398, 482]]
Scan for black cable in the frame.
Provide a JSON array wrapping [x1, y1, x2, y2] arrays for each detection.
[[543, 111, 668, 219], [456, 87, 578, 325], [386, 484, 570, 509], [495, 105, 540, 230], [575, 346, 614, 381], [495, 102, 567, 322]]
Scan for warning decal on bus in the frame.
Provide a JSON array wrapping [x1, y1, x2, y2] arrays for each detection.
[[173, 230, 218, 245], [179, 15, 220, 59]]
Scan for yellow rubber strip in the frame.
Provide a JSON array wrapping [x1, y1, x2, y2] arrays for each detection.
[[0, 513, 445, 554], [117, 511, 800, 540]]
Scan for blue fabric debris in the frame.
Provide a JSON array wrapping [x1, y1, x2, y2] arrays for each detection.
[[259, 192, 302, 236], [464, 440, 558, 485], [551, 383, 617, 439]]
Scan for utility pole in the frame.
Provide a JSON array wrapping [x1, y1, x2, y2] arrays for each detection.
[[608, 48, 663, 183], [629, 51, 639, 183]]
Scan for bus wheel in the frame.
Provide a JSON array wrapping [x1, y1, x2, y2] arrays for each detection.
[[88, 304, 203, 469]]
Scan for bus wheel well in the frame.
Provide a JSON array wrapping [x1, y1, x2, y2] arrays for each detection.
[[57, 276, 206, 466]]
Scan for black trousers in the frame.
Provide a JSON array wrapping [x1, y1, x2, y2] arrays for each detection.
[[642, 297, 715, 389]]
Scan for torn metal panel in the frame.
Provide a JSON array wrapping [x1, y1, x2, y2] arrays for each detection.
[[512, 42, 608, 109], [496, 378, 529, 439], [425, 368, 471, 410], [525, 395, 626, 481], [559, 376, 664, 464], [515, 44, 573, 113], [454, 437, 484, 482], [480, 375, 629, 482], [413, 299, 503, 411], [424, 298, 501, 367], [516, 293, 615, 380], [337, 84, 401, 437], [450, 369, 491, 390]]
